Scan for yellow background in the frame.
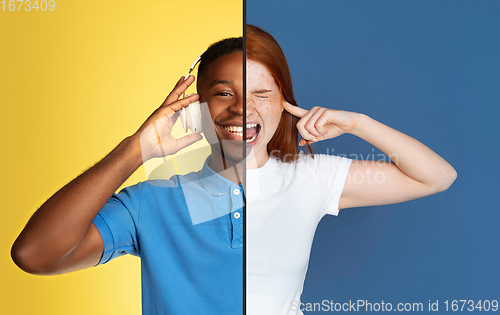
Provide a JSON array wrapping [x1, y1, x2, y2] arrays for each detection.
[[0, 1, 242, 314]]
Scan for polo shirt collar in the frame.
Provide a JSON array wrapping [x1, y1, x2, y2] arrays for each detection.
[[199, 155, 239, 196], [181, 155, 243, 225]]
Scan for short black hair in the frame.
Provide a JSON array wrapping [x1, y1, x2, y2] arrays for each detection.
[[198, 37, 243, 78]]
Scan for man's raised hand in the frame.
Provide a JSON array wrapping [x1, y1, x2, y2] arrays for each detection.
[[134, 76, 203, 161]]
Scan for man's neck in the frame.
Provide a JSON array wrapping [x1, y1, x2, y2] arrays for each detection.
[[208, 151, 244, 185]]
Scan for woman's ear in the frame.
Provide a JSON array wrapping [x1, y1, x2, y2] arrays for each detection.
[[281, 99, 285, 113]]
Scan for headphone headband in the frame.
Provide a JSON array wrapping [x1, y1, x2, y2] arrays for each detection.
[[181, 51, 205, 99]]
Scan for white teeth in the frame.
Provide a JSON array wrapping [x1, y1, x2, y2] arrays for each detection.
[[246, 123, 259, 142], [224, 126, 243, 133], [246, 132, 258, 143], [223, 123, 257, 133], [224, 123, 258, 132], [222, 123, 260, 142]]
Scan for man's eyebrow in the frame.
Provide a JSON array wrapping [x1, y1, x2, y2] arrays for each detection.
[[209, 79, 231, 88], [252, 89, 273, 93]]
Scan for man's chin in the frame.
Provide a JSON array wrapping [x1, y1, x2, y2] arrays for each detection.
[[210, 140, 247, 164]]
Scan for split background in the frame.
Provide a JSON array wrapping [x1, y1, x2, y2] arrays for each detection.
[[1, 1, 242, 314], [247, 0, 500, 313], [2, 0, 499, 314]]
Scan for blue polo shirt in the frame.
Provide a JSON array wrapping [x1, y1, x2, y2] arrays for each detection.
[[92, 157, 243, 314]]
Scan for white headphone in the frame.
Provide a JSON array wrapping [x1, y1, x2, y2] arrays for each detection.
[[179, 53, 205, 134]]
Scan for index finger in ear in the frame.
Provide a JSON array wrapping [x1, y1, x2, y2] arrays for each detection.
[[163, 75, 196, 106], [283, 101, 308, 118]]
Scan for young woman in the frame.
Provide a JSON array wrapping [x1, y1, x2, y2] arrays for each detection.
[[245, 24, 457, 315]]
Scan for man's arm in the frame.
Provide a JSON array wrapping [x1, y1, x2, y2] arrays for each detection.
[[11, 76, 202, 275], [282, 102, 457, 210]]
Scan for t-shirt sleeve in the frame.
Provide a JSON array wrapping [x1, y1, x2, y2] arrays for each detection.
[[314, 154, 352, 217], [92, 182, 143, 265]]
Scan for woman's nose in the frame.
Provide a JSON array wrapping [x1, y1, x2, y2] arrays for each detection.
[[246, 97, 255, 112]]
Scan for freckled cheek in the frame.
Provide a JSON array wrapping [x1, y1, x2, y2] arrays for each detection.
[[253, 99, 282, 133]]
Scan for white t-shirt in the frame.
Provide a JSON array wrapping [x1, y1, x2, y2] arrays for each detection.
[[246, 152, 352, 315]]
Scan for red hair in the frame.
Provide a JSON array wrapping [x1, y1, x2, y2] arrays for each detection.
[[246, 24, 312, 162]]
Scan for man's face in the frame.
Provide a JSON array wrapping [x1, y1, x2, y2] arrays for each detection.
[[198, 51, 244, 163], [246, 58, 283, 167]]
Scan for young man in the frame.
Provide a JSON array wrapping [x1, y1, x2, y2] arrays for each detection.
[[11, 37, 244, 315]]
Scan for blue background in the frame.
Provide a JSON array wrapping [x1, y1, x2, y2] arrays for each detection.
[[248, 0, 500, 313]]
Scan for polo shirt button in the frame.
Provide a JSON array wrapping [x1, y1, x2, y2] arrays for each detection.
[[233, 188, 240, 195], [234, 212, 241, 219]]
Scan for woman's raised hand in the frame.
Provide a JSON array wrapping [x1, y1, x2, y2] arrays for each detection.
[[282, 102, 361, 146]]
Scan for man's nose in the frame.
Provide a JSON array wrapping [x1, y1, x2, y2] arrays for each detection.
[[228, 94, 243, 116]]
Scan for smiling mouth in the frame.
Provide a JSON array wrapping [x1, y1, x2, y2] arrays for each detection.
[[223, 123, 261, 143]]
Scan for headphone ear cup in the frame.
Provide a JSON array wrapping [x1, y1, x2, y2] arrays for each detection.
[[186, 105, 193, 132], [180, 107, 188, 133], [180, 101, 202, 133], [189, 101, 202, 133]]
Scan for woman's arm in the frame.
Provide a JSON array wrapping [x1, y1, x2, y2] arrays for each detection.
[[283, 102, 457, 209], [338, 113, 456, 209]]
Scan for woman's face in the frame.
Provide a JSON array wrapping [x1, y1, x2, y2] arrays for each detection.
[[246, 59, 284, 168]]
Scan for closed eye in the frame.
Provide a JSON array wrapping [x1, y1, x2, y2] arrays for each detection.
[[252, 89, 272, 99]]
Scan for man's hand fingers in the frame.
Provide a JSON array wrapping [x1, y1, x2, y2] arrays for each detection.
[[283, 101, 308, 118], [169, 110, 180, 123], [173, 76, 185, 90], [161, 93, 199, 112], [163, 75, 196, 106], [172, 133, 204, 153]]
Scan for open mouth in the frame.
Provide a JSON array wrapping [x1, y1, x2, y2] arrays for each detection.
[[223, 123, 261, 143]]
